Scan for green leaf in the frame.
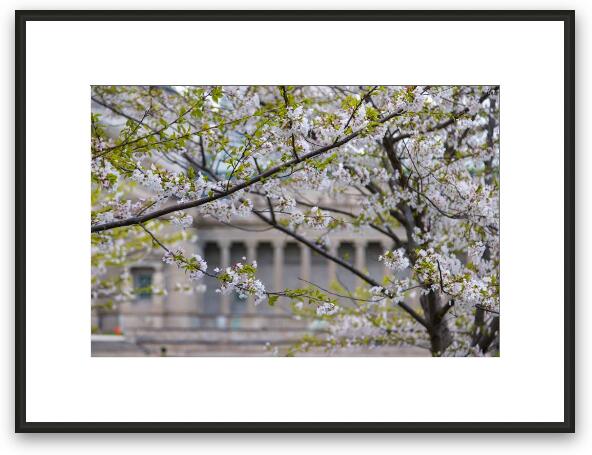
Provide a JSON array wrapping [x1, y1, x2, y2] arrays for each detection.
[[187, 166, 196, 180]]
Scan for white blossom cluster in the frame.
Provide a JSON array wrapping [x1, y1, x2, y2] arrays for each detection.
[[162, 247, 207, 281], [306, 206, 331, 230], [216, 260, 267, 305], [131, 164, 208, 203], [93, 198, 145, 225], [329, 315, 383, 340], [379, 248, 410, 273], [170, 211, 194, 229], [91, 156, 120, 191], [316, 301, 338, 316]]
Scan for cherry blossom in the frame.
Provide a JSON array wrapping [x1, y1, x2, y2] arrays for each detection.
[[91, 85, 500, 357]]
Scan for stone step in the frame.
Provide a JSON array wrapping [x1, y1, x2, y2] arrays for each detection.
[[91, 334, 430, 357], [112, 314, 313, 331], [126, 327, 327, 344]]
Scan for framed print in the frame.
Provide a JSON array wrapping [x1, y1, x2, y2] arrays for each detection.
[[15, 10, 575, 432]]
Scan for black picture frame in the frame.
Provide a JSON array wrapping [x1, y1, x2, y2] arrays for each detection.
[[15, 9, 575, 433]]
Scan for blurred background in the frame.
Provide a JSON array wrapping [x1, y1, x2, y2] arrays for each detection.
[[91, 191, 425, 356]]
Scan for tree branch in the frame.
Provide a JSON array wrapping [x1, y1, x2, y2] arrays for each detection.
[[91, 108, 406, 233], [250, 209, 429, 329]]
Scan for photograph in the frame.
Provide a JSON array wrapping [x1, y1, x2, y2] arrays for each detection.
[[90, 85, 500, 357], [13, 7, 575, 434]]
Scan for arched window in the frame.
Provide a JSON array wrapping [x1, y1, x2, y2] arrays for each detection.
[[336, 242, 357, 303], [256, 242, 275, 314], [366, 242, 384, 281], [202, 242, 221, 315], [131, 267, 153, 300], [230, 242, 248, 315]]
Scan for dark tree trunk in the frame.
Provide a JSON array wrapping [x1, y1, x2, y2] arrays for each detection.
[[472, 316, 500, 355], [420, 290, 453, 356]]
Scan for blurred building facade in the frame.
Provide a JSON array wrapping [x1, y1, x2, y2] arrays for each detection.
[[91, 201, 411, 356]]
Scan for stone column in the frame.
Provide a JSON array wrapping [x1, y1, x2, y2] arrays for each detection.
[[354, 240, 367, 286], [193, 243, 204, 316], [272, 239, 285, 291], [152, 263, 165, 328], [219, 239, 231, 319], [272, 239, 285, 311], [164, 228, 200, 328], [119, 265, 131, 332], [300, 244, 311, 283], [327, 242, 338, 286]]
